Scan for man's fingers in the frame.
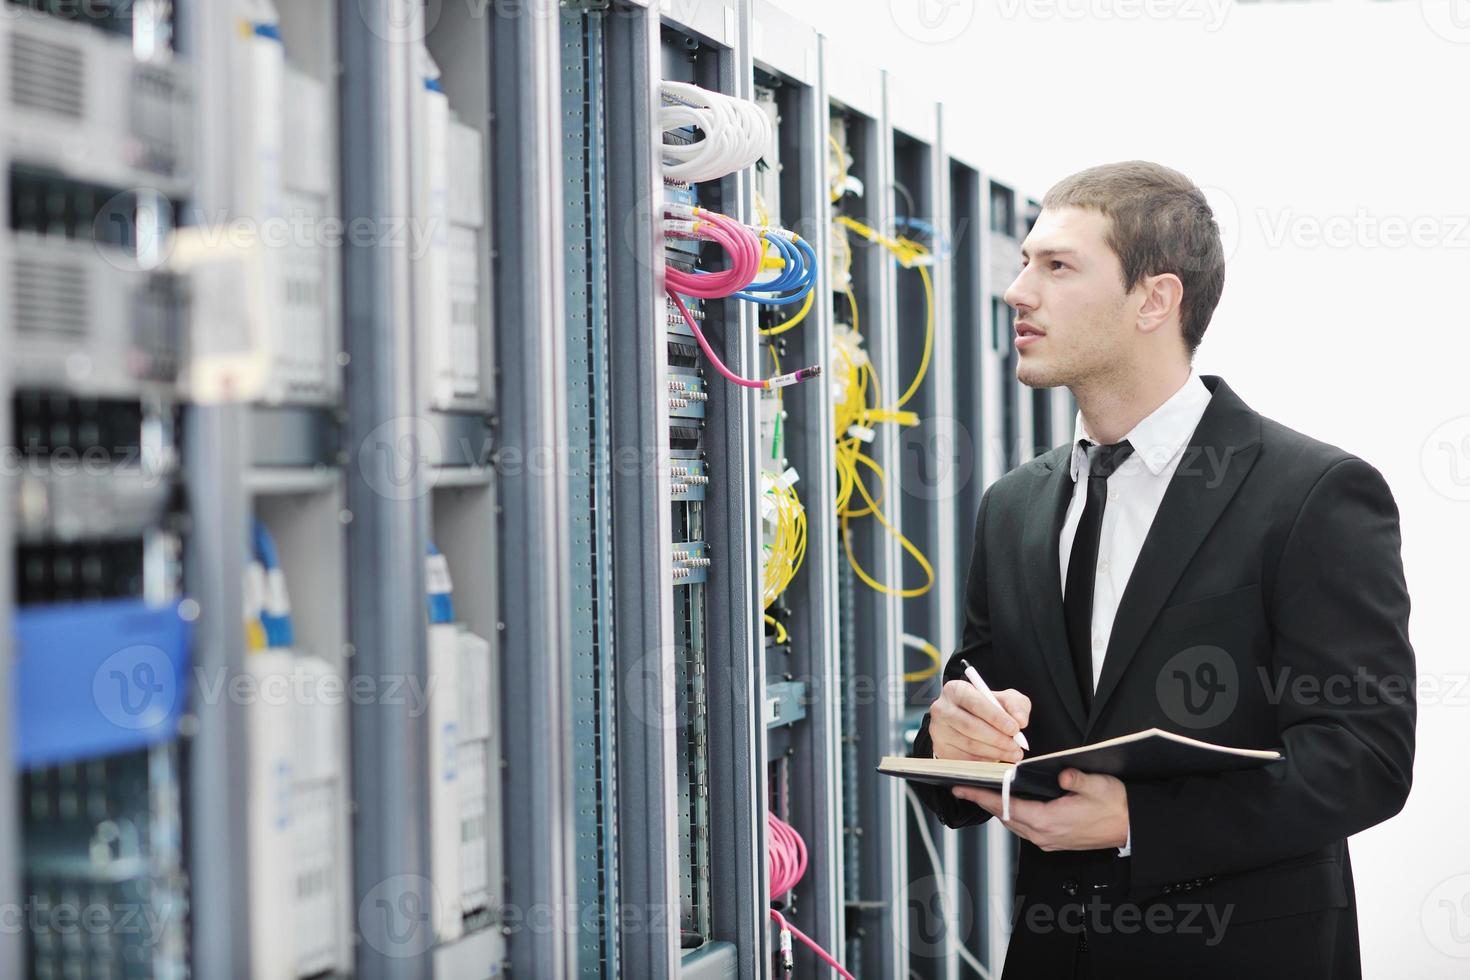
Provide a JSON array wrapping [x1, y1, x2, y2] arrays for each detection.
[[951, 786, 1003, 813], [933, 717, 1024, 761], [1058, 768, 1104, 795], [993, 688, 1032, 729], [933, 728, 1023, 763], [943, 680, 1022, 738]]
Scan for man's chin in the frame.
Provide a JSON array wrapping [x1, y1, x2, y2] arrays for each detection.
[[1016, 362, 1065, 389]]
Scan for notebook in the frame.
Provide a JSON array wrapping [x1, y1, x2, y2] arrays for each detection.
[[879, 728, 1283, 809]]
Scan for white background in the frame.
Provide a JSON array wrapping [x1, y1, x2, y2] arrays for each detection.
[[783, 0, 1470, 974]]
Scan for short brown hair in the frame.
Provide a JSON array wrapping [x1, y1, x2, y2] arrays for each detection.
[[1042, 161, 1225, 356]]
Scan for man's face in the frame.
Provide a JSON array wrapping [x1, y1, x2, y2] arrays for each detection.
[[1003, 206, 1137, 389]]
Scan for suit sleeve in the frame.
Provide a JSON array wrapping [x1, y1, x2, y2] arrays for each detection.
[[1125, 456, 1416, 888], [909, 483, 998, 829]]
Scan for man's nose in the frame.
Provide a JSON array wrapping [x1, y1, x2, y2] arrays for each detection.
[[1003, 267, 1034, 314]]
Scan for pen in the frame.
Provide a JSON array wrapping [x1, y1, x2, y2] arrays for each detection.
[[960, 658, 1029, 751]]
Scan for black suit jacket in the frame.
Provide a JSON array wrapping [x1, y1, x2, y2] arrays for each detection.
[[910, 375, 1415, 979]]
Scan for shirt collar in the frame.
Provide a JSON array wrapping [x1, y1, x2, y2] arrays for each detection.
[[1069, 368, 1213, 481]]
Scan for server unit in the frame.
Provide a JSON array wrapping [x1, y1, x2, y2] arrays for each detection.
[[4, 5, 192, 979]]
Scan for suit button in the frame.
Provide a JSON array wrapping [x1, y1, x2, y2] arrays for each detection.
[[1062, 879, 1078, 897], [1162, 884, 1174, 894]]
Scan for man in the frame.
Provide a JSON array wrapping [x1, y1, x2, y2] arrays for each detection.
[[909, 161, 1415, 978]]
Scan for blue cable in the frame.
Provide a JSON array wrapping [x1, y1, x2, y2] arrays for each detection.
[[426, 542, 455, 625], [251, 519, 295, 649], [734, 234, 817, 305]]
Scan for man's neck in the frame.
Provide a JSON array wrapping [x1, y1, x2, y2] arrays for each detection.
[[1072, 362, 1193, 445]]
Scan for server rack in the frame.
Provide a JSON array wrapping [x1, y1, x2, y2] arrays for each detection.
[[484, 2, 580, 977], [5, 3, 195, 978], [823, 40, 911, 980], [597, 4, 684, 979], [875, 79, 954, 980], [415, 3, 506, 976], [657, 5, 768, 976], [943, 139, 1009, 977], [0, 80, 18, 979], [749, 3, 845, 977], [560, 5, 619, 977]]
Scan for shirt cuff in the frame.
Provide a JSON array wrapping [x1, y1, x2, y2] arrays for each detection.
[[1117, 820, 1132, 857]]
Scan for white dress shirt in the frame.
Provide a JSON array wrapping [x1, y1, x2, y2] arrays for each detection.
[[1059, 367, 1213, 856]]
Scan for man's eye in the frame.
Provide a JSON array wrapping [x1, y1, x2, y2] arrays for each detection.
[[1050, 260, 1067, 271]]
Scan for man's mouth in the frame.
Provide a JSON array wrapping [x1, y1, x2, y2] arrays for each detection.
[[1015, 321, 1046, 348]]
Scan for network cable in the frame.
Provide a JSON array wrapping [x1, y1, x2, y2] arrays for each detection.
[[901, 632, 942, 684], [767, 811, 856, 980], [248, 519, 294, 649], [667, 290, 820, 391], [660, 81, 774, 183], [826, 209, 940, 598]]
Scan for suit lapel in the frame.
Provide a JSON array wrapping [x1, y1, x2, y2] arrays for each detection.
[[1084, 375, 1263, 736], [1019, 447, 1090, 735]]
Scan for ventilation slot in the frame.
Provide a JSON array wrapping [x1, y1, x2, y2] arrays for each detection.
[[10, 32, 86, 118], [14, 256, 89, 336]]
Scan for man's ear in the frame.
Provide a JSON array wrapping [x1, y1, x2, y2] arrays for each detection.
[[1136, 272, 1184, 338]]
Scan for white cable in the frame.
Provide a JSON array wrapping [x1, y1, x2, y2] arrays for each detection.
[[660, 81, 773, 183], [905, 786, 998, 980]]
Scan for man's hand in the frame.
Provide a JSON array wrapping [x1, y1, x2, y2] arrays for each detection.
[[928, 681, 1030, 763], [953, 769, 1129, 852]]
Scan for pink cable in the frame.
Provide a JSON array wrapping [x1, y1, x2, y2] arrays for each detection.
[[769, 909, 857, 980], [768, 812, 856, 979], [666, 289, 821, 391], [665, 208, 762, 298], [768, 811, 808, 898]]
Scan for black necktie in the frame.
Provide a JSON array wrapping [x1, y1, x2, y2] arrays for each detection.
[[1063, 439, 1135, 711]]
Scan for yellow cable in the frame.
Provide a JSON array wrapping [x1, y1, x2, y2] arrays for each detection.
[[764, 613, 789, 645], [903, 637, 942, 683], [827, 133, 849, 203], [826, 210, 938, 599], [834, 216, 935, 413], [760, 287, 814, 337]]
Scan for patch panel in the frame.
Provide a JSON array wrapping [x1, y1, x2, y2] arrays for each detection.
[[666, 367, 708, 420], [671, 541, 711, 586], [670, 452, 709, 501]]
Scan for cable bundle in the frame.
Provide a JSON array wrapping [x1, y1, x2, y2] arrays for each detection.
[[664, 204, 822, 391], [664, 206, 762, 298], [767, 811, 854, 980], [760, 468, 807, 616], [664, 204, 816, 307], [738, 231, 817, 306], [829, 213, 938, 599], [245, 519, 294, 650], [661, 81, 774, 183]]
